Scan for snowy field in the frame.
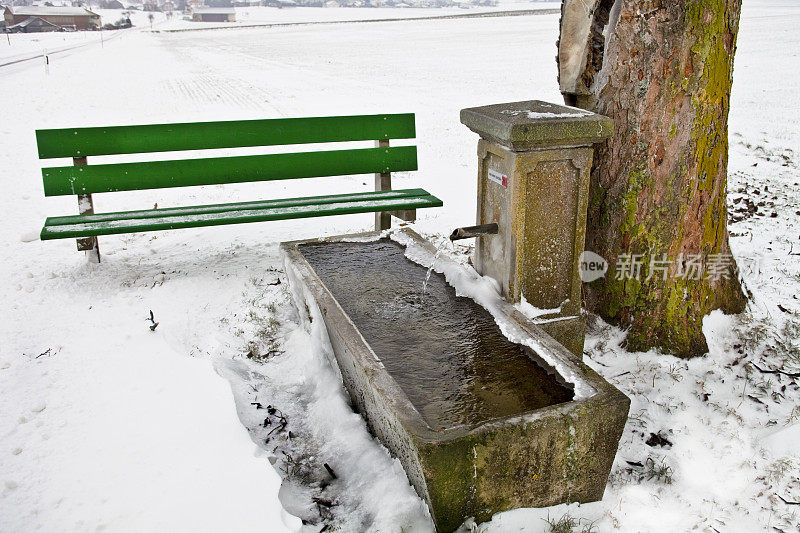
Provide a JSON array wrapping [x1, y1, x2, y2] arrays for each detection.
[[1, 31, 105, 64], [150, 3, 559, 31], [1, 1, 799, 531]]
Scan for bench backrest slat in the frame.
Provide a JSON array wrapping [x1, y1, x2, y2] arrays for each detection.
[[42, 146, 418, 196], [35, 114, 416, 159]]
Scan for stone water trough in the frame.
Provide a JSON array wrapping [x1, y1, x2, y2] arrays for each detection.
[[282, 228, 629, 532]]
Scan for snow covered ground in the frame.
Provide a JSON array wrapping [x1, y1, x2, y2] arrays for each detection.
[[1, 1, 799, 531]]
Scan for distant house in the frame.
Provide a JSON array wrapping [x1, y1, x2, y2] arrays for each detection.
[[3, 6, 101, 30], [191, 7, 235, 22], [6, 16, 60, 32]]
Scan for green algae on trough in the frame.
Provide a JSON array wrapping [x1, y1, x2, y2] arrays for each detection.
[[298, 239, 574, 429]]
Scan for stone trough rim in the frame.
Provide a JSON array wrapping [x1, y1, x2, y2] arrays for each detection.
[[280, 227, 619, 445]]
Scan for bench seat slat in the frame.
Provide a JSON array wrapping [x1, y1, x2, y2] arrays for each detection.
[[44, 188, 433, 225], [42, 146, 417, 196], [40, 188, 442, 240], [36, 114, 416, 159]]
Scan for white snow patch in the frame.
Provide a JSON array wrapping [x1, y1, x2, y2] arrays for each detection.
[[516, 293, 563, 320], [0, 270, 300, 531], [19, 230, 39, 242], [214, 260, 434, 531], [762, 423, 800, 459], [499, 105, 593, 119]]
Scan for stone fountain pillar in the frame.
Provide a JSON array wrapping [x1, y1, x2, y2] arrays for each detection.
[[460, 101, 613, 356]]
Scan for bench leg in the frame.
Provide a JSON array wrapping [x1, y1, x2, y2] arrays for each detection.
[[375, 211, 391, 232], [76, 192, 100, 264], [394, 209, 416, 223], [374, 139, 392, 231], [79, 237, 101, 264]]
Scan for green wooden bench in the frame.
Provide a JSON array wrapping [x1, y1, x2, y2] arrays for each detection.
[[36, 113, 443, 262]]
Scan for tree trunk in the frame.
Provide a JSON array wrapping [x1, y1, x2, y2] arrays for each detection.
[[558, 0, 747, 358]]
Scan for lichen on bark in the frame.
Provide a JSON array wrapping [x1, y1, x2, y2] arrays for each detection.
[[558, 0, 747, 357]]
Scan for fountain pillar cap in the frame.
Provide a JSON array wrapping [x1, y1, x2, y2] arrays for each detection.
[[460, 100, 613, 151]]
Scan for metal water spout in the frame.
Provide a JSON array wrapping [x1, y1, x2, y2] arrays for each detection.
[[449, 223, 498, 241]]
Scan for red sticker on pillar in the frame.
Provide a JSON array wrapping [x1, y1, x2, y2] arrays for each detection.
[[488, 168, 508, 188]]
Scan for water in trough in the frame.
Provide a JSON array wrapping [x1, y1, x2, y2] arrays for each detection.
[[298, 238, 574, 430]]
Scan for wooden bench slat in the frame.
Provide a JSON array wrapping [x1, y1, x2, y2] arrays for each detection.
[[36, 114, 416, 159], [44, 188, 434, 225], [42, 146, 418, 196], [40, 189, 442, 240]]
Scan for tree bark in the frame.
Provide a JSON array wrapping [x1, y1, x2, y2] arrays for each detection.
[[558, 0, 747, 358]]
